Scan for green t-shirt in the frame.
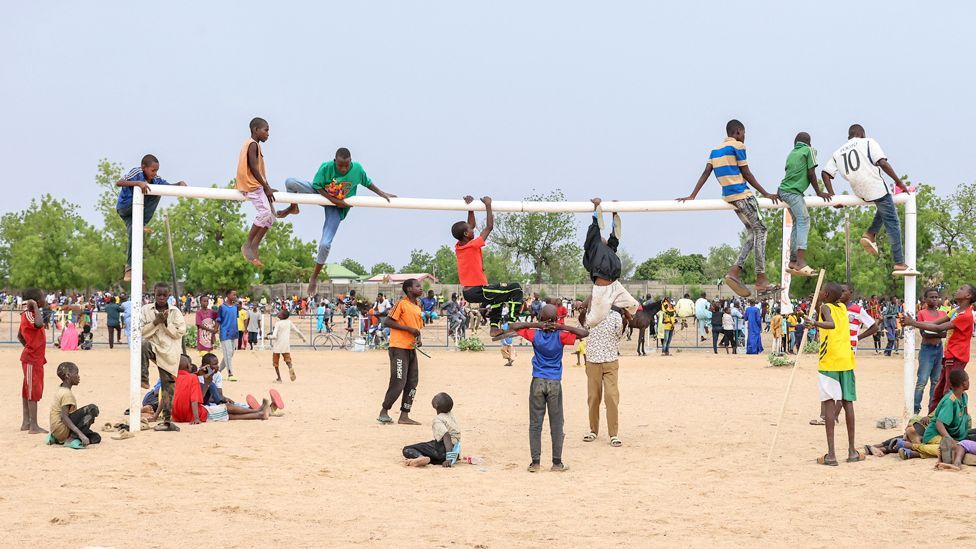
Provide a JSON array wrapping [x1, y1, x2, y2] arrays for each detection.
[[923, 392, 970, 442], [311, 161, 373, 220], [778, 142, 817, 195]]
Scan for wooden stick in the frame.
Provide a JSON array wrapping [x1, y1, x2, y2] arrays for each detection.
[[766, 268, 827, 468]]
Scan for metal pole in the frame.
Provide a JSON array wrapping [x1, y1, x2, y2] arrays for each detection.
[[844, 211, 852, 286], [128, 187, 145, 434], [903, 194, 918, 417]]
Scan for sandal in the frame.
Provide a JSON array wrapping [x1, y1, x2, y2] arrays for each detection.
[[809, 417, 826, 426], [377, 414, 394, 425], [793, 265, 817, 277], [610, 437, 622, 447], [846, 449, 866, 462], [859, 237, 879, 256], [724, 275, 750, 297], [817, 454, 838, 466], [583, 432, 596, 442], [153, 421, 180, 432]]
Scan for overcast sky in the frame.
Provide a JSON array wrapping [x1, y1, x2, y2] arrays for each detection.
[[3, 1, 973, 270]]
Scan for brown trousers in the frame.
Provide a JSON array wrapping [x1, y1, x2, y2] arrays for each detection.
[[585, 359, 619, 437]]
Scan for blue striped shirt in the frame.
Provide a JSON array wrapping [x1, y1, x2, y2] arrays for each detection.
[[116, 167, 169, 210], [708, 138, 752, 202]]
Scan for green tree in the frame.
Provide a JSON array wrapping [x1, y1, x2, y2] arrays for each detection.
[[370, 262, 396, 275], [619, 249, 636, 280], [340, 258, 368, 276], [633, 248, 706, 283], [492, 190, 580, 283], [431, 245, 459, 283], [401, 249, 434, 273]]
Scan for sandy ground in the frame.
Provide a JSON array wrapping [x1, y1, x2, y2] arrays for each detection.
[[3, 335, 975, 548]]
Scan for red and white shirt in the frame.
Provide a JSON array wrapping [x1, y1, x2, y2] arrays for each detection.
[[847, 303, 875, 354]]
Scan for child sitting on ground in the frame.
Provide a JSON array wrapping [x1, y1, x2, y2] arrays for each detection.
[[268, 309, 306, 383], [403, 392, 461, 468], [900, 369, 970, 461], [507, 304, 589, 472], [171, 354, 270, 423], [583, 198, 639, 328], [47, 362, 101, 449], [453, 196, 523, 338], [864, 415, 930, 457], [79, 324, 94, 350]]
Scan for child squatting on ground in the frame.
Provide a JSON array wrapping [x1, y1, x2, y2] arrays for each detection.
[[508, 304, 589, 472], [403, 392, 461, 467], [47, 362, 101, 449]]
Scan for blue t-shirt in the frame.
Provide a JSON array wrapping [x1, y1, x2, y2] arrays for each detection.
[[217, 304, 239, 341], [116, 167, 170, 210], [421, 297, 437, 312], [500, 323, 513, 346], [517, 328, 576, 380]]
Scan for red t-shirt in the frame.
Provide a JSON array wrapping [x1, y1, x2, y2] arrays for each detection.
[[917, 308, 947, 339], [556, 305, 568, 325], [19, 309, 47, 366], [172, 370, 208, 423], [945, 306, 974, 362], [455, 236, 488, 287]]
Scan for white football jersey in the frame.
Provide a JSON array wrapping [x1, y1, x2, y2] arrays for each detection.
[[823, 137, 889, 201]]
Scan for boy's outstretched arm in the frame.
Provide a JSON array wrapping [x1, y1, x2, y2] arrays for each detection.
[[877, 159, 910, 192], [810, 169, 832, 201], [677, 164, 712, 202], [479, 196, 493, 241], [366, 182, 396, 202], [61, 405, 89, 446], [857, 322, 881, 341], [740, 165, 780, 203], [463, 195, 477, 231], [903, 314, 951, 333]]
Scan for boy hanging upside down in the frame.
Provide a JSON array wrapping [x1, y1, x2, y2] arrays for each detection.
[[452, 196, 523, 338], [583, 198, 639, 328]]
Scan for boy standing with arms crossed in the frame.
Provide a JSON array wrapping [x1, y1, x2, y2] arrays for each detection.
[[236, 117, 276, 268], [378, 279, 425, 425], [452, 196, 523, 338], [508, 304, 589, 472], [677, 120, 780, 297], [821, 124, 915, 275], [18, 288, 47, 434]]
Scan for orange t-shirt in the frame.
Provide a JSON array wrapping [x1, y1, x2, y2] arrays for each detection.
[[388, 298, 423, 349], [455, 236, 488, 287], [236, 138, 266, 192]]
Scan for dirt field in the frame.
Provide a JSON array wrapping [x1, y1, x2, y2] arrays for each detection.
[[3, 339, 974, 548]]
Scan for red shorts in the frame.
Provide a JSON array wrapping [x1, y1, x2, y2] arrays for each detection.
[[22, 362, 44, 401]]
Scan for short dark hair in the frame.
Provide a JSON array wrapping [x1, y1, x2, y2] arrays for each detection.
[[225, 288, 236, 297], [726, 119, 745, 136], [433, 392, 454, 413], [22, 287, 43, 303], [961, 284, 976, 302], [451, 221, 468, 241], [154, 282, 170, 292], [923, 288, 940, 298], [402, 278, 418, 294], [335, 147, 351, 159], [202, 353, 218, 365], [141, 154, 159, 167], [795, 132, 811, 146], [56, 362, 78, 380], [848, 124, 865, 138], [822, 282, 843, 302], [949, 368, 969, 388], [250, 117, 268, 131], [280, 309, 290, 319]]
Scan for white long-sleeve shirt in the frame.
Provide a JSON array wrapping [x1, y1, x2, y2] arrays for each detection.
[[268, 318, 306, 353]]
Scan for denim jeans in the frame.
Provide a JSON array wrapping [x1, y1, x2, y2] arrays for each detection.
[[914, 343, 943, 414], [284, 178, 342, 265], [662, 330, 674, 353], [529, 377, 564, 463], [883, 318, 898, 355], [779, 190, 809, 260], [117, 195, 161, 267], [867, 193, 904, 263]]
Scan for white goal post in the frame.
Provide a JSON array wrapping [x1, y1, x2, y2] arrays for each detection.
[[126, 186, 917, 432]]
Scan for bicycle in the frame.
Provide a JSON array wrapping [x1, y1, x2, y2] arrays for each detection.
[[311, 326, 355, 350]]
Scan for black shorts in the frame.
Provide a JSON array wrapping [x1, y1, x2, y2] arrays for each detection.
[[248, 332, 258, 344]]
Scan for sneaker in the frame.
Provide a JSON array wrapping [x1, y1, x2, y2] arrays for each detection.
[[550, 462, 569, 472], [527, 462, 541, 473], [227, 375, 239, 382]]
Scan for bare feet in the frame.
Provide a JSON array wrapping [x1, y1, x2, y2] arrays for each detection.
[[20, 423, 29, 431], [276, 203, 299, 218], [123, 268, 132, 282], [405, 456, 431, 467], [398, 415, 421, 425], [260, 398, 271, 420], [241, 243, 263, 268], [29, 425, 48, 434], [935, 462, 961, 471], [307, 277, 318, 297]]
